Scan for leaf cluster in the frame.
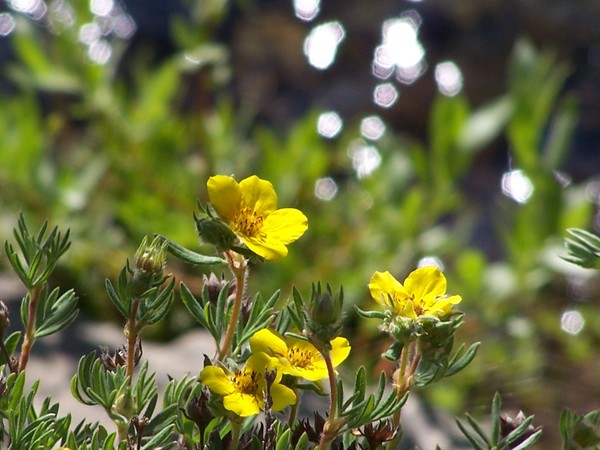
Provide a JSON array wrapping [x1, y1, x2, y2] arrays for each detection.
[[562, 228, 600, 269], [456, 393, 542, 450]]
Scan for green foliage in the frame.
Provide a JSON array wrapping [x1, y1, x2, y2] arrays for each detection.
[[560, 409, 600, 450], [456, 393, 542, 450], [0, 0, 598, 448], [562, 228, 600, 269]]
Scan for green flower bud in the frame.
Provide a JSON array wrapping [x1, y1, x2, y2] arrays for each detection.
[[382, 315, 416, 346], [113, 387, 135, 419], [417, 313, 463, 361], [131, 235, 169, 296], [195, 214, 238, 251], [134, 235, 168, 275], [305, 284, 343, 347]]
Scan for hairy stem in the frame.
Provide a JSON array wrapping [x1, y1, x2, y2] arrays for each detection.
[[386, 341, 419, 450], [126, 298, 141, 384], [318, 348, 340, 450], [18, 285, 42, 372], [218, 251, 247, 360]]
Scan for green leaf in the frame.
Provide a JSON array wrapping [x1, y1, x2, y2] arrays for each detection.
[[510, 430, 543, 450], [105, 278, 129, 319], [180, 282, 209, 328], [492, 392, 501, 444], [294, 431, 309, 450], [445, 342, 480, 378], [159, 235, 226, 266], [1, 331, 22, 364], [9, 371, 27, 410], [215, 280, 232, 334], [455, 417, 486, 450], [459, 95, 513, 155], [275, 428, 291, 450], [34, 288, 79, 338], [354, 305, 386, 320]]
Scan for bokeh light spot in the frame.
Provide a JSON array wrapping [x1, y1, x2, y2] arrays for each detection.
[[373, 83, 399, 108], [417, 256, 445, 271], [90, 0, 114, 16], [561, 310, 585, 335], [349, 140, 381, 179], [501, 169, 534, 204], [79, 22, 101, 44], [88, 39, 112, 64], [304, 21, 345, 70], [360, 115, 386, 140], [373, 12, 425, 84], [314, 177, 338, 201], [10, 0, 46, 19], [435, 61, 464, 96], [294, 0, 320, 21], [0, 13, 15, 36], [112, 13, 136, 38], [317, 111, 343, 138]]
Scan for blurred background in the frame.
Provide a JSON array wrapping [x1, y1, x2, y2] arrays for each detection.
[[1, 0, 600, 447]]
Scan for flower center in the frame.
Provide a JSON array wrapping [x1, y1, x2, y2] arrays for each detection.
[[232, 369, 261, 395], [287, 346, 316, 369], [234, 207, 264, 237], [410, 294, 426, 316]]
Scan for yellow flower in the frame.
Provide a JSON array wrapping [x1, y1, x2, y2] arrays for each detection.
[[249, 328, 351, 381], [207, 175, 308, 260], [368, 266, 461, 319], [200, 352, 296, 417]]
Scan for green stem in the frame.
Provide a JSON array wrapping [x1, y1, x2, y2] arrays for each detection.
[[126, 298, 141, 385], [18, 285, 42, 372], [386, 342, 417, 450], [218, 251, 247, 360], [288, 388, 301, 428], [230, 420, 242, 449], [318, 348, 340, 450]]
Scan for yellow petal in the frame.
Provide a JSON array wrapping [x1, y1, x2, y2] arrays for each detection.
[[270, 383, 297, 411], [242, 235, 288, 260], [250, 329, 288, 357], [294, 363, 328, 381], [223, 392, 261, 417], [207, 176, 242, 222], [426, 294, 462, 316], [330, 337, 351, 367], [239, 176, 278, 215], [404, 267, 447, 301], [402, 300, 418, 319], [246, 352, 279, 373], [368, 271, 407, 309], [200, 366, 235, 395], [261, 209, 308, 244]]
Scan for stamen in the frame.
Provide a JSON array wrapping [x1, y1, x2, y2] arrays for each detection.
[[234, 207, 264, 237], [288, 346, 315, 368]]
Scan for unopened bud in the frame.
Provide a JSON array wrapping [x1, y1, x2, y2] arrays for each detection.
[[184, 389, 213, 436], [195, 215, 237, 251], [500, 410, 541, 446], [202, 273, 235, 305], [135, 236, 168, 275], [311, 290, 338, 327], [305, 284, 343, 347], [113, 388, 135, 419], [417, 313, 462, 360]]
